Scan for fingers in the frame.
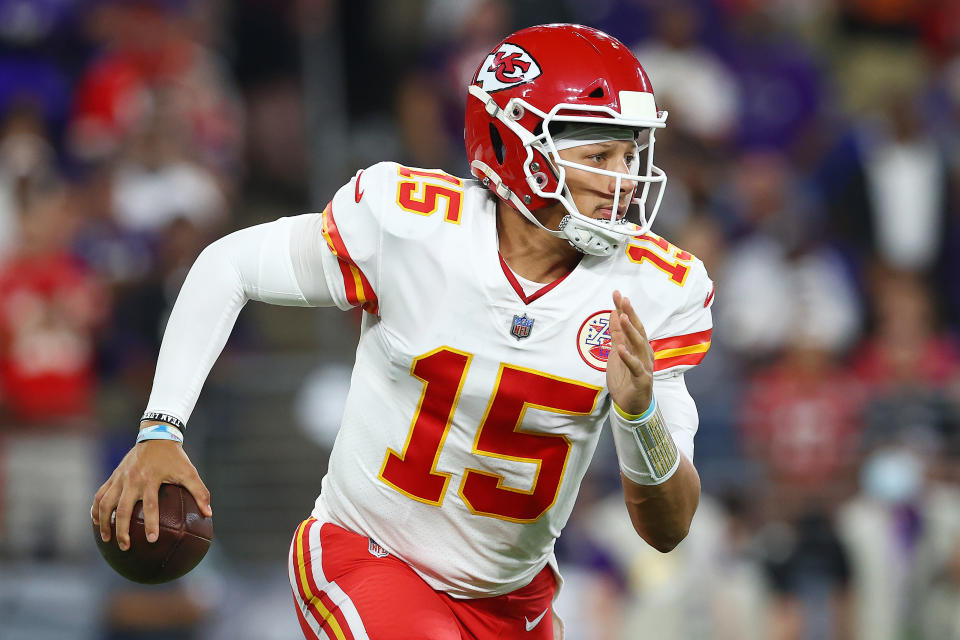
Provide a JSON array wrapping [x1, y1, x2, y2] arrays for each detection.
[[617, 343, 647, 378], [610, 292, 652, 366], [619, 312, 654, 368], [608, 297, 621, 337], [617, 293, 648, 342], [182, 473, 213, 518], [114, 484, 140, 551], [97, 479, 121, 543], [141, 479, 162, 543], [93, 439, 212, 552], [92, 477, 111, 526]]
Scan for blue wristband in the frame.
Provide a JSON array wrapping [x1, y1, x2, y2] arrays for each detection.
[[136, 423, 184, 445]]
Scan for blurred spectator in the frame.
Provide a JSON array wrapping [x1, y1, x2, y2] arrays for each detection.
[[937, 56, 960, 329], [835, 266, 960, 639], [0, 171, 107, 560], [101, 572, 220, 640], [0, 101, 58, 261], [916, 531, 960, 640], [229, 0, 314, 200], [425, 0, 511, 101], [669, 214, 749, 488], [394, 70, 462, 173], [0, 174, 106, 422], [735, 239, 864, 640], [740, 341, 866, 510], [69, 0, 243, 173], [631, 2, 740, 144], [552, 475, 626, 640], [110, 101, 226, 236], [815, 87, 955, 308], [71, 165, 154, 287], [757, 509, 853, 640], [578, 490, 770, 640], [859, 93, 950, 274], [0, 0, 82, 51], [712, 489, 773, 640], [422, 0, 511, 168], [832, 0, 930, 118], [720, 6, 825, 154], [838, 446, 960, 640], [716, 150, 862, 359], [852, 268, 960, 452], [0, 57, 71, 142]]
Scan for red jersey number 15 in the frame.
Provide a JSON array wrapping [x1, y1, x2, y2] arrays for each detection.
[[378, 347, 602, 523]]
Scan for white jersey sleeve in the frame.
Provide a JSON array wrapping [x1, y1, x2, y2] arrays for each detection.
[[313, 161, 470, 317], [144, 214, 338, 424], [649, 255, 715, 379], [617, 233, 715, 462], [312, 163, 392, 313], [651, 252, 714, 461]]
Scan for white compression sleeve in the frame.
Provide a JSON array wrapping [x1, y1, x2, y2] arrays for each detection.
[[651, 374, 699, 462], [608, 373, 699, 484], [144, 214, 335, 425], [610, 397, 681, 485]]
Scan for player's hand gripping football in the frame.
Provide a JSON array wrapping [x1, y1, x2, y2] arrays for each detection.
[[606, 290, 654, 415], [91, 431, 212, 551]]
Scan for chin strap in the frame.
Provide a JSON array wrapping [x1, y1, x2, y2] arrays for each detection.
[[558, 215, 625, 257]]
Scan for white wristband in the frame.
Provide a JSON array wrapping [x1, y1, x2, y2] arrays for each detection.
[[610, 396, 680, 485], [136, 423, 184, 445]]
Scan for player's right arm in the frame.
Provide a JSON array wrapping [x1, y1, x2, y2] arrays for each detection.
[[92, 199, 372, 550]]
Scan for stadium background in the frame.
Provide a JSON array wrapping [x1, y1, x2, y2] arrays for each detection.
[[1, 0, 960, 638]]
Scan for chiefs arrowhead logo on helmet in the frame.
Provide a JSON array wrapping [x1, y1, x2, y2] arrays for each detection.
[[474, 43, 541, 92]]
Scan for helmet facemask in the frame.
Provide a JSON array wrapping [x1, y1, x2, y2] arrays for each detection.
[[542, 121, 664, 256], [468, 85, 668, 256]]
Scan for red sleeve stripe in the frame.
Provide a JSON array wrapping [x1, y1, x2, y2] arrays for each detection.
[[321, 203, 379, 314], [649, 329, 712, 371]]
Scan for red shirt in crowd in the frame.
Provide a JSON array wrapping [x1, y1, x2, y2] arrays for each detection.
[[0, 253, 105, 423]]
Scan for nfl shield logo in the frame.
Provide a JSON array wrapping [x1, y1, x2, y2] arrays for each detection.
[[511, 314, 534, 340], [368, 538, 389, 558]]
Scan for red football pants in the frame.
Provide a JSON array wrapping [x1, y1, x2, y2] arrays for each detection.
[[288, 517, 558, 639]]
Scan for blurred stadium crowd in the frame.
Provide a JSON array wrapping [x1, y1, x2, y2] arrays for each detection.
[[2, 0, 960, 638]]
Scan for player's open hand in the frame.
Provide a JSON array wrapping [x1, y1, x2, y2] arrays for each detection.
[[91, 435, 212, 551], [606, 290, 655, 414]]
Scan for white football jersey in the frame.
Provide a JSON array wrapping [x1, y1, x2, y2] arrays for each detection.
[[311, 162, 714, 598]]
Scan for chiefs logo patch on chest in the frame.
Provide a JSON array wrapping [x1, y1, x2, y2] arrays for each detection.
[[577, 310, 613, 371]]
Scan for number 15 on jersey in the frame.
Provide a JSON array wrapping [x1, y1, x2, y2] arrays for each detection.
[[378, 347, 602, 523]]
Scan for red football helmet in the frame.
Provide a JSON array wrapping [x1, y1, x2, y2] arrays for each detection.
[[464, 24, 668, 256]]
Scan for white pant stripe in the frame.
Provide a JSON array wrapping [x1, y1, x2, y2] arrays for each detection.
[[288, 518, 371, 640], [288, 533, 325, 640], [324, 580, 370, 640]]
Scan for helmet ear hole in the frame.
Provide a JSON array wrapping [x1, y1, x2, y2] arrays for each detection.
[[489, 123, 505, 165], [582, 78, 611, 100]]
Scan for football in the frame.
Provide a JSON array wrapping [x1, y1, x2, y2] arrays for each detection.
[[93, 483, 213, 584]]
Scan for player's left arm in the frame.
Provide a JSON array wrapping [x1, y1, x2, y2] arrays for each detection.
[[606, 264, 713, 551]]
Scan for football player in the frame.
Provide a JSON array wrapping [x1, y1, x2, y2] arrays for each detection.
[[93, 24, 714, 639]]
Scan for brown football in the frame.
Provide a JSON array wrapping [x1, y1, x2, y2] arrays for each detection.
[[93, 483, 213, 584]]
